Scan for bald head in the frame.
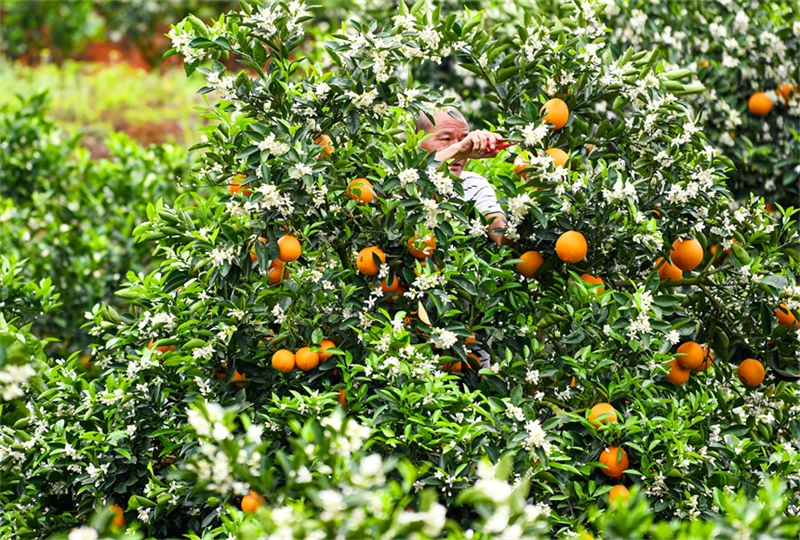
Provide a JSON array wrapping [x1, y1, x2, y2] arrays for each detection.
[[414, 107, 468, 134]]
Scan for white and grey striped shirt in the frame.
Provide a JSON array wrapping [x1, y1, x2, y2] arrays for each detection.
[[460, 171, 504, 215]]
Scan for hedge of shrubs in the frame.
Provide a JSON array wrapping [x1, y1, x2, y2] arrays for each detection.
[[0, 93, 191, 354]]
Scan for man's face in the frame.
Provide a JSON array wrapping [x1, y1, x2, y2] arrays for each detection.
[[419, 110, 470, 177]]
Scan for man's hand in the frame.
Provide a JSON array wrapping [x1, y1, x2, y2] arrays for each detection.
[[435, 130, 506, 162]]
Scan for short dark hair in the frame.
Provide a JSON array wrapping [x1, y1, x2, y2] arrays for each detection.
[[413, 106, 467, 134]]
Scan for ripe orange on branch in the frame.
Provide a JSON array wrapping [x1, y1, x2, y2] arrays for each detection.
[[545, 147, 569, 169], [608, 485, 630, 504], [267, 260, 288, 284], [776, 84, 796, 105], [738, 359, 765, 387], [599, 446, 629, 478], [241, 491, 265, 513], [580, 273, 604, 293], [676, 341, 712, 371], [277, 234, 302, 262], [229, 174, 252, 196], [541, 98, 569, 129], [665, 359, 691, 386], [109, 505, 125, 529], [588, 403, 617, 427], [513, 152, 531, 177], [314, 134, 334, 158], [517, 250, 544, 278], [295, 347, 320, 371], [318, 339, 336, 360], [272, 349, 295, 373], [408, 233, 436, 259], [250, 236, 267, 263], [357, 246, 386, 276], [748, 92, 772, 116], [656, 257, 683, 281], [670, 238, 703, 271], [556, 231, 587, 263], [776, 304, 798, 329], [346, 178, 375, 204]]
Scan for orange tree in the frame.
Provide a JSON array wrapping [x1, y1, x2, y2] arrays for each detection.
[[3, 0, 800, 538], [597, 0, 800, 207]]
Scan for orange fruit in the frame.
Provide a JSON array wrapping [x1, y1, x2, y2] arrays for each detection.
[[267, 260, 288, 284], [336, 388, 346, 408], [229, 174, 252, 196], [738, 359, 765, 387], [676, 341, 712, 371], [241, 491, 265, 514], [147, 339, 176, 354], [314, 135, 333, 158], [699, 59, 710, 68], [465, 332, 476, 345], [656, 257, 683, 281], [541, 98, 569, 129], [555, 231, 587, 263], [513, 152, 530, 177], [346, 178, 375, 204], [518, 251, 544, 278], [295, 346, 320, 371], [318, 339, 336, 360], [442, 359, 462, 372], [670, 238, 703, 271], [588, 403, 617, 427], [466, 352, 481, 370], [408, 233, 436, 259], [665, 359, 691, 386], [776, 84, 797, 105], [250, 236, 267, 263], [748, 92, 772, 116], [277, 235, 302, 262], [608, 485, 630, 504], [776, 303, 799, 329], [580, 273, 604, 293], [545, 148, 569, 168], [357, 246, 386, 276], [231, 370, 247, 387], [379, 273, 401, 293], [272, 349, 295, 373], [109, 505, 125, 529], [599, 446, 629, 478]]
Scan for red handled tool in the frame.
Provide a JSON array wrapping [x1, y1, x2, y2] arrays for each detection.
[[487, 139, 517, 152]]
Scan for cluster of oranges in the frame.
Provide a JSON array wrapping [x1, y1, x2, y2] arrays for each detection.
[[271, 340, 335, 373], [517, 230, 604, 291], [747, 84, 796, 117], [250, 234, 302, 284], [586, 403, 630, 504], [513, 97, 571, 177], [665, 341, 713, 386]]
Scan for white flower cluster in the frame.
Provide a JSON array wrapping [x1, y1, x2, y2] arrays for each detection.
[[256, 133, 289, 156], [521, 123, 549, 147], [321, 414, 372, 459], [209, 246, 237, 268], [167, 25, 204, 64], [253, 184, 295, 217], [0, 363, 35, 401], [430, 328, 458, 349], [398, 168, 419, 188], [427, 167, 454, 196], [405, 270, 446, 300], [504, 192, 536, 242]]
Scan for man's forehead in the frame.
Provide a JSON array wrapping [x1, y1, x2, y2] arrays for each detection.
[[431, 111, 468, 132]]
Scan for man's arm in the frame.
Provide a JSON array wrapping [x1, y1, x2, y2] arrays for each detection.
[[434, 130, 505, 162]]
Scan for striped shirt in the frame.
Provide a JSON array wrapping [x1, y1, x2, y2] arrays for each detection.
[[461, 171, 503, 215]]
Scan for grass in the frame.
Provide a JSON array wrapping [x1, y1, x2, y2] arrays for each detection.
[[0, 59, 211, 149]]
